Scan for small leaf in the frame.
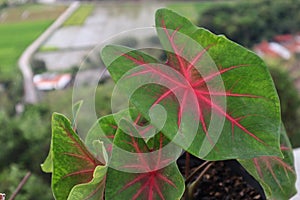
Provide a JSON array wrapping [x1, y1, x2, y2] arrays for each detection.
[[238, 125, 296, 199], [67, 165, 107, 200], [41, 149, 53, 173], [86, 108, 161, 159], [51, 113, 105, 200], [105, 120, 184, 200], [85, 109, 128, 157]]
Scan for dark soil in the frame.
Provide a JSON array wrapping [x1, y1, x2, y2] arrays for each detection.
[[177, 154, 266, 200]]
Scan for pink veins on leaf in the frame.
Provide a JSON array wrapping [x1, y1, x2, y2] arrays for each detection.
[[60, 124, 103, 181], [119, 131, 177, 200], [120, 19, 265, 144], [121, 170, 176, 200], [253, 145, 295, 190]]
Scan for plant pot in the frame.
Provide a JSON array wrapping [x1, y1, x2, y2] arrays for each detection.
[[177, 153, 266, 200]]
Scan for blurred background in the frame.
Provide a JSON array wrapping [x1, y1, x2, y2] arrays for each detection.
[[1, 0, 300, 199]]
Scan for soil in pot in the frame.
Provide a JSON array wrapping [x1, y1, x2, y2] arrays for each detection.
[[177, 153, 266, 200]]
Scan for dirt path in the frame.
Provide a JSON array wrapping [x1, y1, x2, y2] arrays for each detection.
[[18, 1, 80, 104]]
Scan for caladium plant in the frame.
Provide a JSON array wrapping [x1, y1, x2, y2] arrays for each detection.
[[42, 8, 296, 200]]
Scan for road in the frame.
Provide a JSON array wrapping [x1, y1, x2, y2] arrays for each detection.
[[18, 1, 80, 104]]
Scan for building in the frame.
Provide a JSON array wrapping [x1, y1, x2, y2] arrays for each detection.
[[33, 73, 72, 91], [254, 34, 300, 60]]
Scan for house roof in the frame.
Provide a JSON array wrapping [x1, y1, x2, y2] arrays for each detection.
[[33, 73, 72, 90]]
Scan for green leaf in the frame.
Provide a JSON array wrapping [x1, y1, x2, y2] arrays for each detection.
[[105, 120, 184, 200], [51, 113, 105, 200], [86, 107, 180, 165], [41, 101, 84, 174], [41, 149, 53, 173], [85, 109, 129, 157], [101, 8, 282, 160], [67, 165, 107, 200], [72, 100, 83, 127], [238, 125, 296, 199]]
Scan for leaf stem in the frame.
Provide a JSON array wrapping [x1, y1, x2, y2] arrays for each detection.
[[185, 160, 210, 183], [187, 162, 214, 200], [185, 152, 190, 178]]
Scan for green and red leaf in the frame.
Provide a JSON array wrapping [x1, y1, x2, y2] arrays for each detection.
[[101, 8, 282, 160], [67, 165, 107, 200], [51, 113, 105, 200], [85, 108, 152, 158], [85, 112, 119, 157], [239, 125, 296, 199], [105, 119, 184, 200]]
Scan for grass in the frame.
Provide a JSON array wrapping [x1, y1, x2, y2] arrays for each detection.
[[63, 4, 94, 26], [0, 4, 66, 24], [0, 4, 66, 81], [0, 20, 53, 80], [39, 45, 59, 52]]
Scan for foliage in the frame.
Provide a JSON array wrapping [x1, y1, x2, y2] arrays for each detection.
[[31, 57, 47, 74], [0, 5, 66, 197], [0, 73, 23, 115], [0, 104, 53, 199], [63, 4, 94, 26], [270, 67, 300, 147], [239, 125, 296, 199], [42, 80, 118, 118], [166, 1, 217, 23], [42, 8, 296, 200], [198, 0, 300, 47], [0, 164, 53, 200]]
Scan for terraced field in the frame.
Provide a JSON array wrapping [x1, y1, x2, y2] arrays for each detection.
[[0, 4, 66, 81]]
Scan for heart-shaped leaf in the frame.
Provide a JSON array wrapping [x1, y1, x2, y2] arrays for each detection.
[[51, 113, 105, 200], [101, 8, 282, 160], [238, 125, 296, 199], [105, 119, 184, 200]]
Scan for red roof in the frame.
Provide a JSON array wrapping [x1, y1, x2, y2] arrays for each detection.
[[274, 34, 293, 43], [254, 41, 281, 58]]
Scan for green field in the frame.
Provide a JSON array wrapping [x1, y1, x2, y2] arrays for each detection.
[[0, 4, 66, 81], [0, 4, 66, 23], [63, 4, 94, 26], [0, 20, 53, 79]]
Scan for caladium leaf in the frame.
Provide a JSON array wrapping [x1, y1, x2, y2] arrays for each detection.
[[51, 113, 105, 200], [86, 107, 181, 169], [67, 165, 107, 200], [42, 101, 84, 173], [85, 109, 131, 157], [101, 8, 282, 160], [105, 119, 185, 200], [85, 113, 117, 157], [238, 125, 296, 199], [155, 9, 282, 159]]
